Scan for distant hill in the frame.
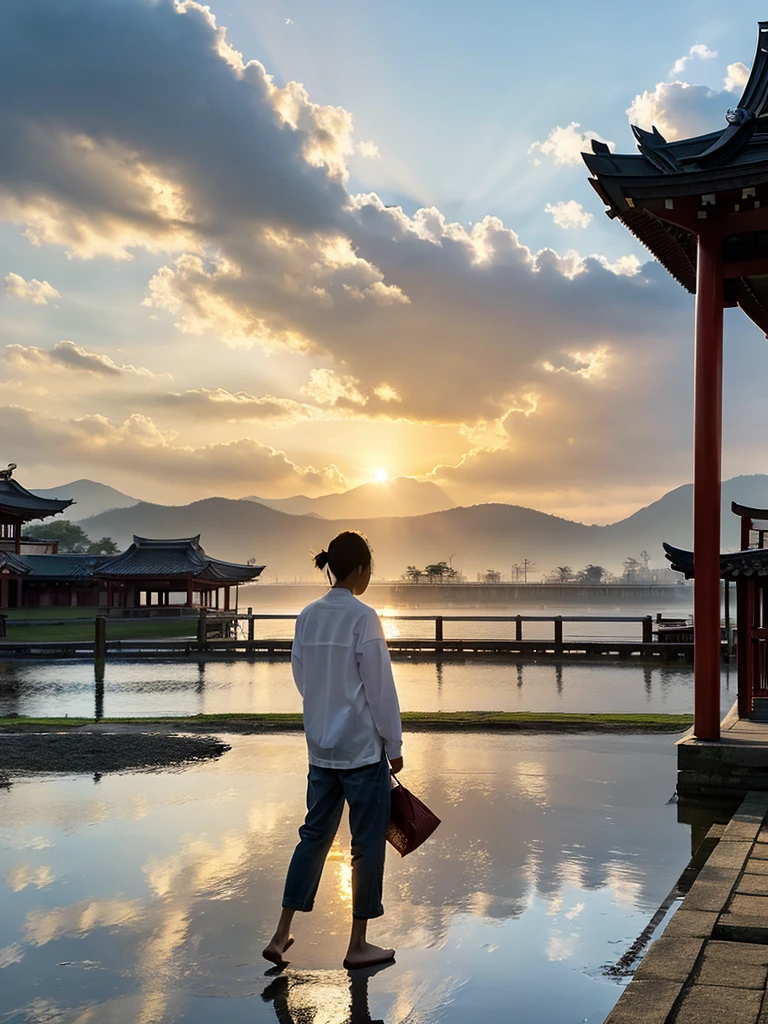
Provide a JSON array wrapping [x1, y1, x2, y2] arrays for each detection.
[[78, 498, 599, 580], [32, 479, 140, 521], [243, 478, 454, 519], [75, 474, 768, 580], [602, 474, 768, 553]]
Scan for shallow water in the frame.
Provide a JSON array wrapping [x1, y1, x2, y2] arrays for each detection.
[[0, 732, 690, 1023], [0, 657, 734, 720]]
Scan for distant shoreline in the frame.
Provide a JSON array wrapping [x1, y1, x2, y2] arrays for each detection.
[[0, 712, 693, 736], [243, 581, 693, 607]]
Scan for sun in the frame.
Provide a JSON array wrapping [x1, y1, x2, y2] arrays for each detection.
[[373, 467, 388, 482]]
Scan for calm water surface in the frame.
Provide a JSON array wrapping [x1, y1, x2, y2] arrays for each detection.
[[0, 658, 734, 720], [0, 732, 690, 1024]]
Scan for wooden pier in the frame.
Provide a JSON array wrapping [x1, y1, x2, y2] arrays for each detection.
[[0, 612, 701, 661]]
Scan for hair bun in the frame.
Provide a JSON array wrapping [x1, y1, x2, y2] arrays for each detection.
[[314, 550, 329, 570]]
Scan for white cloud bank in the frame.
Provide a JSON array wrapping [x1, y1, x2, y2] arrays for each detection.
[[528, 123, 615, 166], [4, 272, 59, 304], [670, 43, 718, 77], [1, 0, 754, 509], [544, 201, 592, 230]]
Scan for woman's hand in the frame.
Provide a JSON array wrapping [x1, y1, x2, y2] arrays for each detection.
[[389, 756, 404, 775]]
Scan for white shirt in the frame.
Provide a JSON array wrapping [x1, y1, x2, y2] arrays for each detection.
[[291, 588, 403, 769]]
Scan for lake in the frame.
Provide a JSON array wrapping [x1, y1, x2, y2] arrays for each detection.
[[0, 731, 693, 1024], [0, 657, 736, 721]]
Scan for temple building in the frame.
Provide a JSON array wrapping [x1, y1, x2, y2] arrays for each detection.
[[584, 20, 768, 741], [0, 469, 264, 609]]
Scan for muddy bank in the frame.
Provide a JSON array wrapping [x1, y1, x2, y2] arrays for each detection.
[[0, 731, 230, 775]]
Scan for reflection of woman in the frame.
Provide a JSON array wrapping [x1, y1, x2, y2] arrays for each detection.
[[264, 532, 403, 970], [262, 964, 388, 1024]]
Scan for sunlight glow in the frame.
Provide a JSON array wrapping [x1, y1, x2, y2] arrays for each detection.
[[373, 467, 388, 482]]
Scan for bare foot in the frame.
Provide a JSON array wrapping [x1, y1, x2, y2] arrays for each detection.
[[262, 934, 295, 966], [343, 940, 395, 970]]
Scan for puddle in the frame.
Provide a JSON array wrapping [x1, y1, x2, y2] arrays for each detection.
[[0, 732, 691, 1023]]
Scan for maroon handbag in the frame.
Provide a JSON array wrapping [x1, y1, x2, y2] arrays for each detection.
[[386, 775, 441, 857]]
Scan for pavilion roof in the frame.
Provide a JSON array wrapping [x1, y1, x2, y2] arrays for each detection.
[[0, 476, 73, 522], [663, 541, 768, 581], [0, 551, 106, 580], [583, 21, 768, 335], [93, 536, 264, 583]]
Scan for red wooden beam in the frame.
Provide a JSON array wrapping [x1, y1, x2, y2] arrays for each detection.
[[693, 230, 724, 741], [723, 257, 768, 279]]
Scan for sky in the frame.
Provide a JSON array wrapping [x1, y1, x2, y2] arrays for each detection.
[[2, 0, 768, 524]]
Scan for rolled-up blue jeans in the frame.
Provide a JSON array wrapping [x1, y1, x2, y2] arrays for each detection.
[[282, 755, 391, 920]]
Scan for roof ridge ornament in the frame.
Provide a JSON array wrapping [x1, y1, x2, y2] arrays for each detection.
[[0, 463, 17, 481], [726, 107, 753, 126]]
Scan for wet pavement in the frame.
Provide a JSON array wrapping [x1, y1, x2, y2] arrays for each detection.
[[0, 731, 691, 1023]]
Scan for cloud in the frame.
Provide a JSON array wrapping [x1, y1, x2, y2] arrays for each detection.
[[544, 201, 592, 230], [627, 53, 750, 142], [0, 404, 347, 494], [5, 340, 158, 377], [300, 368, 367, 406], [528, 123, 615, 166], [0, 943, 24, 969], [148, 387, 326, 422], [4, 272, 59, 304], [0, 0, 741, 511], [724, 62, 750, 93], [670, 43, 718, 77], [626, 80, 727, 140], [356, 140, 380, 159]]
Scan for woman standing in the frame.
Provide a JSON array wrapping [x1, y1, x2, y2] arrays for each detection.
[[263, 531, 403, 970]]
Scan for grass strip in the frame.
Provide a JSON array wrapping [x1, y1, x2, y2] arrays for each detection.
[[0, 712, 693, 734], [3, 621, 196, 642]]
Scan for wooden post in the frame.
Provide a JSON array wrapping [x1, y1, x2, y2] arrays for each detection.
[[737, 513, 753, 717], [0, 575, 7, 610], [247, 607, 254, 643], [516, 615, 523, 643], [554, 616, 563, 654], [724, 580, 730, 657], [435, 616, 443, 643], [197, 607, 207, 647], [642, 615, 653, 645], [13, 521, 20, 555], [692, 229, 724, 741], [94, 615, 106, 682]]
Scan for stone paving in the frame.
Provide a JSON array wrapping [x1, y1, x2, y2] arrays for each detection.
[[605, 793, 768, 1024]]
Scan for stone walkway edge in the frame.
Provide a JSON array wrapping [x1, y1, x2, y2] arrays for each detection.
[[605, 792, 768, 1024]]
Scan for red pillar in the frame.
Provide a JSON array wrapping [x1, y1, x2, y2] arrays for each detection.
[[737, 514, 754, 718], [693, 230, 724, 741]]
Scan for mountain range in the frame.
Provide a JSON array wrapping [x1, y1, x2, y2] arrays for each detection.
[[71, 473, 768, 581], [242, 478, 453, 519], [32, 479, 140, 521]]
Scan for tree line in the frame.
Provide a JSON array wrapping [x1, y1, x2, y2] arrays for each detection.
[[401, 551, 681, 584], [24, 521, 119, 555]]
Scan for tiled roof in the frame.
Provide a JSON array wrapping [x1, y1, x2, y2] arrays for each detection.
[[663, 542, 768, 580], [1, 536, 264, 584], [0, 552, 107, 580], [0, 477, 73, 520], [94, 536, 264, 582]]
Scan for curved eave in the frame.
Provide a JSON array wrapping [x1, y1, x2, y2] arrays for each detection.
[[0, 552, 31, 575], [663, 541, 768, 580], [0, 502, 73, 522]]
